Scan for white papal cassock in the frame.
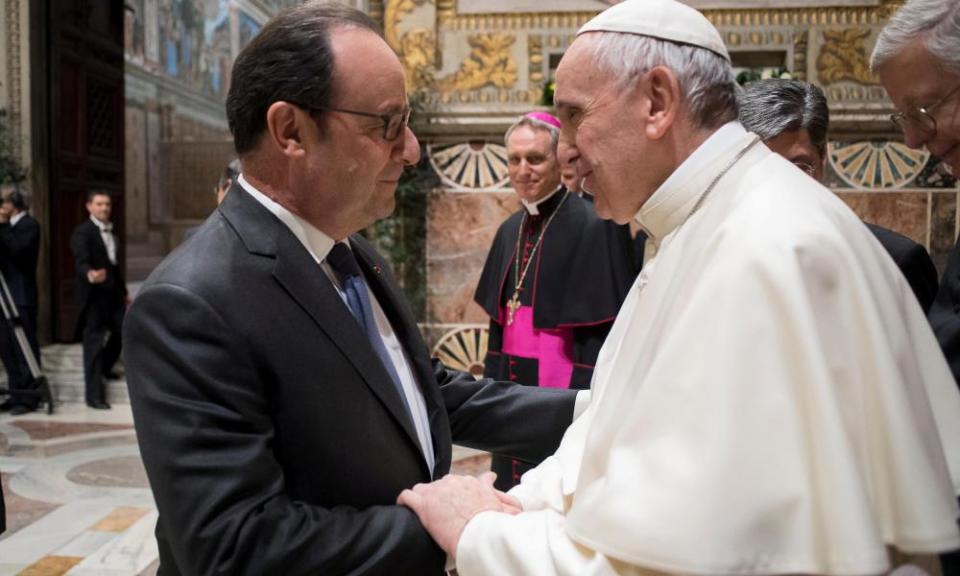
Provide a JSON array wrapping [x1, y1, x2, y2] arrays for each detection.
[[456, 123, 960, 576]]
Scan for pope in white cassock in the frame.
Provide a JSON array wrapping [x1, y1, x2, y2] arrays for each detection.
[[398, 1, 960, 574]]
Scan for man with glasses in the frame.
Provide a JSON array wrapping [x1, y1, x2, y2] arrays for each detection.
[[739, 79, 938, 312], [872, 0, 960, 389], [123, 3, 581, 575]]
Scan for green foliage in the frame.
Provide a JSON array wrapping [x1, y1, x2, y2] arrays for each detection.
[[541, 80, 556, 107], [0, 109, 25, 185]]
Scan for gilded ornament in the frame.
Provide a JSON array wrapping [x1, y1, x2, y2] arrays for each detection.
[[437, 34, 518, 92], [817, 28, 878, 85], [793, 30, 809, 81], [384, 0, 431, 52], [399, 29, 436, 91]]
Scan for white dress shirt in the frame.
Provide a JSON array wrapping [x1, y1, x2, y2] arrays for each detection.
[[90, 215, 117, 265], [9, 211, 25, 227], [238, 175, 436, 474]]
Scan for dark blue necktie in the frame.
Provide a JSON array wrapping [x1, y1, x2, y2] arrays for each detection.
[[326, 243, 411, 415]]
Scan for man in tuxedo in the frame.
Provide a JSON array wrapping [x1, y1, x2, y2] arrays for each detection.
[[0, 184, 41, 414], [123, 4, 580, 575], [738, 79, 939, 313], [71, 190, 125, 410]]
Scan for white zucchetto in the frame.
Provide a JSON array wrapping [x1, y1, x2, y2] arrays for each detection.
[[578, 0, 730, 61]]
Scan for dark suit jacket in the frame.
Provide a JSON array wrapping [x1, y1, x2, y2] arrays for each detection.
[[931, 235, 960, 386], [0, 214, 40, 309], [70, 219, 125, 333], [866, 223, 938, 313], [123, 185, 577, 576]]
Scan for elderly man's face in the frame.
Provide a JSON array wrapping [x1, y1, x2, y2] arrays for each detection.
[[877, 39, 960, 175], [764, 128, 825, 182], [554, 35, 651, 224], [506, 125, 561, 203], [292, 26, 420, 235]]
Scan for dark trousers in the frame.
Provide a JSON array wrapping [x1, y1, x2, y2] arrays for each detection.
[[0, 304, 40, 408], [82, 299, 124, 404]]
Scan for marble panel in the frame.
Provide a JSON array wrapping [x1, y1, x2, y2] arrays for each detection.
[[18, 556, 83, 576], [89, 506, 151, 532], [10, 422, 133, 442], [125, 106, 150, 242], [55, 531, 116, 557], [835, 191, 929, 247], [450, 453, 492, 477], [0, 473, 59, 541], [931, 192, 958, 275], [427, 191, 520, 324], [0, 500, 117, 564], [67, 460, 150, 490], [68, 511, 158, 576]]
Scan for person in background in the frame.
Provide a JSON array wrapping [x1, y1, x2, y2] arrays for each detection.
[[0, 183, 41, 415], [474, 111, 634, 490], [184, 158, 239, 242], [71, 190, 125, 410], [738, 78, 938, 312]]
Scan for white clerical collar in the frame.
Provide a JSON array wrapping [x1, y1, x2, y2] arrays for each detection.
[[635, 121, 747, 243], [10, 212, 25, 227], [238, 174, 337, 263], [90, 214, 112, 232], [522, 185, 562, 216]]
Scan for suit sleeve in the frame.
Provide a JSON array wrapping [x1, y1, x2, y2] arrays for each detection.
[[895, 241, 938, 314], [931, 239, 960, 386], [0, 219, 39, 267], [70, 226, 93, 279], [434, 359, 576, 463], [124, 283, 444, 576]]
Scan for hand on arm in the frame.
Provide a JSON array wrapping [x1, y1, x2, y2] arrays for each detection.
[[397, 471, 521, 557]]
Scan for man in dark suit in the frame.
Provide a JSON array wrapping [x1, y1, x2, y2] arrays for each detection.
[[739, 79, 938, 312], [71, 190, 125, 410], [0, 184, 41, 414], [123, 4, 580, 575]]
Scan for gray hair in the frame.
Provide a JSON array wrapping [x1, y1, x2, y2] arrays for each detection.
[[738, 79, 829, 153], [871, 0, 960, 74], [503, 115, 560, 149], [583, 31, 739, 130]]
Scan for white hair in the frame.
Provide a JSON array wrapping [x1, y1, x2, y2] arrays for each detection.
[[583, 31, 739, 130], [871, 0, 960, 73], [504, 116, 560, 149]]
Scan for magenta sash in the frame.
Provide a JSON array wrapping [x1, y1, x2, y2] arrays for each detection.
[[501, 305, 575, 389]]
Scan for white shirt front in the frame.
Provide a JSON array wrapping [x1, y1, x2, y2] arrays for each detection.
[[90, 215, 116, 265], [238, 175, 436, 475], [9, 211, 25, 227]]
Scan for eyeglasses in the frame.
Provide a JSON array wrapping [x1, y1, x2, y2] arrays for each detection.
[[304, 105, 411, 141], [889, 83, 960, 139]]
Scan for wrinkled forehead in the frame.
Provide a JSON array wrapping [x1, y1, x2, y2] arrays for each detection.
[[554, 35, 617, 105]]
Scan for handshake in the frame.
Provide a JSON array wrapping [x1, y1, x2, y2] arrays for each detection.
[[398, 472, 521, 560]]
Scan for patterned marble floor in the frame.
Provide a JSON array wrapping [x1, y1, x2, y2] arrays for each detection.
[[0, 344, 491, 576]]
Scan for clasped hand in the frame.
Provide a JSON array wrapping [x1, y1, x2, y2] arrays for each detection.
[[397, 471, 521, 558]]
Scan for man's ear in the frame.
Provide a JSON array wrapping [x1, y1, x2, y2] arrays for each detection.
[[643, 66, 681, 141], [265, 102, 309, 159]]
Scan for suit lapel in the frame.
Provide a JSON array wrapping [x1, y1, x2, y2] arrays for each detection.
[[270, 231, 426, 466], [351, 238, 449, 475]]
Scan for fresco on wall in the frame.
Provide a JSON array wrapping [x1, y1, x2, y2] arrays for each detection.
[[144, 0, 266, 101], [124, 0, 146, 62]]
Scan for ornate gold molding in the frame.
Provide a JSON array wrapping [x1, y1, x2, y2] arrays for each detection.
[[528, 35, 544, 87], [437, 33, 518, 92], [399, 28, 436, 92], [435, 1, 902, 31], [5, 0, 22, 164], [793, 30, 809, 81], [384, 0, 430, 52], [817, 28, 878, 85]]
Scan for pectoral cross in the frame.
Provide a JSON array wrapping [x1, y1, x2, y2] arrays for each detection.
[[506, 292, 521, 325]]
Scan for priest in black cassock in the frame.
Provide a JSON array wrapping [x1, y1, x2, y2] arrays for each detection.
[[474, 112, 635, 490]]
